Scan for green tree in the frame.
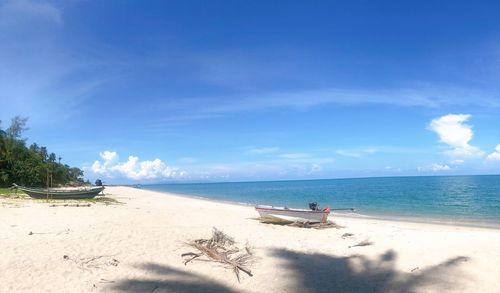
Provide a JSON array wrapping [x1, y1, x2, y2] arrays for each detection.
[[6, 116, 28, 140], [0, 120, 7, 183], [0, 116, 85, 187]]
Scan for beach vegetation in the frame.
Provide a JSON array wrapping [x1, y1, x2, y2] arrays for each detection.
[[0, 116, 85, 188], [0, 187, 24, 197], [84, 196, 124, 205]]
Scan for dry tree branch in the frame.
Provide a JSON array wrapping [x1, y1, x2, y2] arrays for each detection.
[[349, 239, 374, 248], [181, 227, 254, 282], [181, 252, 201, 265]]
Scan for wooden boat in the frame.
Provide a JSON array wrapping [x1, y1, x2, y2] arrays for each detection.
[[255, 202, 330, 223], [13, 184, 104, 199]]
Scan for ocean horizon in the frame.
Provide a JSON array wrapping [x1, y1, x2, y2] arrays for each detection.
[[143, 174, 500, 227]]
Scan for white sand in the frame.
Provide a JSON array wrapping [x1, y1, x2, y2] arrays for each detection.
[[1, 186, 500, 292]]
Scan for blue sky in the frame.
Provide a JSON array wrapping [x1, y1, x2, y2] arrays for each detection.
[[1, 0, 500, 183]]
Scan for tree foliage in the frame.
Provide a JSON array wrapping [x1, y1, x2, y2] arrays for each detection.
[[0, 116, 85, 187]]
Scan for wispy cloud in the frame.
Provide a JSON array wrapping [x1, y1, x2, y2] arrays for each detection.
[[0, 0, 62, 27], [181, 161, 329, 181], [429, 114, 484, 158], [194, 47, 500, 110], [384, 166, 402, 172], [336, 148, 377, 158], [0, 1, 110, 124], [246, 146, 280, 155], [278, 153, 310, 159], [149, 86, 500, 130]]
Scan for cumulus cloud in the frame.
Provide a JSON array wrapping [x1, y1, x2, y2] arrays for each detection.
[[429, 114, 484, 157], [487, 145, 500, 161], [91, 151, 118, 174], [91, 151, 185, 180]]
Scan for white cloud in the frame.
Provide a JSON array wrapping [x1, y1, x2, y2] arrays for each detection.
[[100, 150, 118, 162], [91, 151, 185, 180], [487, 145, 500, 161], [450, 159, 464, 165], [429, 114, 484, 157]]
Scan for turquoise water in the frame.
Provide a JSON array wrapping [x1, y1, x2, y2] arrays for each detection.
[[144, 175, 500, 225]]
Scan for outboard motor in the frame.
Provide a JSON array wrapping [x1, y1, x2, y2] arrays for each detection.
[[309, 202, 319, 211]]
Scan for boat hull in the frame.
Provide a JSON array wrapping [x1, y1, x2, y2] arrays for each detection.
[[256, 205, 330, 223], [17, 186, 104, 199]]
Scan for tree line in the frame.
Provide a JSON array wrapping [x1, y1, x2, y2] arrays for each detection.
[[0, 116, 85, 187]]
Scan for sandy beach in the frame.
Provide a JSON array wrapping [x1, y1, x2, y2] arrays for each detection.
[[1, 186, 500, 292]]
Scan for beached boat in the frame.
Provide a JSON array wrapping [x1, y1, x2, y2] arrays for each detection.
[[13, 184, 104, 199], [255, 203, 330, 223]]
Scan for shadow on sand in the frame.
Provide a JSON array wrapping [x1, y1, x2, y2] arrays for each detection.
[[111, 250, 469, 292], [273, 248, 470, 293], [110, 263, 236, 293]]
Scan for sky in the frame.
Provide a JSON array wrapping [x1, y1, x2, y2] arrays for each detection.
[[1, 0, 500, 183]]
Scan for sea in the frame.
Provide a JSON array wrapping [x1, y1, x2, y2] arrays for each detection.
[[143, 175, 500, 227]]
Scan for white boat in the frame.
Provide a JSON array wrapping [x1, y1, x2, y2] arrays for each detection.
[[255, 203, 330, 223]]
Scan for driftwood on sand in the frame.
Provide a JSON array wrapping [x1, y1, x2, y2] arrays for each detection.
[[286, 220, 344, 229], [63, 254, 119, 271], [349, 239, 374, 248], [181, 228, 254, 282], [259, 219, 344, 229], [49, 203, 91, 207]]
